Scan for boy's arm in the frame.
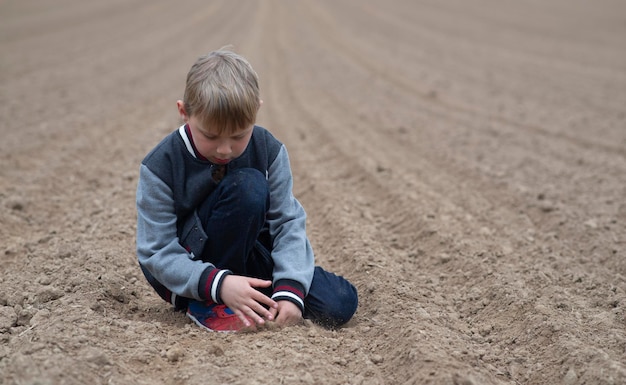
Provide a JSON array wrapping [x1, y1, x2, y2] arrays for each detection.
[[266, 146, 315, 313], [136, 164, 230, 303]]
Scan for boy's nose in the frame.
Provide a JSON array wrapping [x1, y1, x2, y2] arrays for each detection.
[[217, 141, 232, 155]]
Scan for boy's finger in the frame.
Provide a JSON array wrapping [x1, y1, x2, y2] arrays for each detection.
[[242, 304, 269, 325], [247, 278, 272, 288], [234, 309, 257, 330], [249, 302, 273, 322], [245, 295, 274, 318], [251, 290, 277, 309]]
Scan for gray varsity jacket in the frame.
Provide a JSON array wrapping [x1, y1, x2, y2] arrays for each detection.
[[136, 125, 314, 311]]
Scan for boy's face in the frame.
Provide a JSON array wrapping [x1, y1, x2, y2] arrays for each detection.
[[177, 101, 254, 164]]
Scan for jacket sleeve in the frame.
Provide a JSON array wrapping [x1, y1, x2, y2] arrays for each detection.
[[136, 164, 230, 303], [266, 145, 315, 312]]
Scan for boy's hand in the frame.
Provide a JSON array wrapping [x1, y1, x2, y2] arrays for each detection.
[[269, 300, 303, 327], [219, 275, 277, 328]]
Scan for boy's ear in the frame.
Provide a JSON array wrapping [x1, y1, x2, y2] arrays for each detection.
[[176, 100, 189, 123]]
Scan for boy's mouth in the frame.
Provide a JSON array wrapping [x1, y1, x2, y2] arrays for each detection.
[[212, 158, 230, 165]]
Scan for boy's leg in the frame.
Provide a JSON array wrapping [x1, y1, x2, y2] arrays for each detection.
[[197, 168, 269, 274], [184, 168, 274, 332], [248, 240, 358, 327], [141, 168, 270, 312], [193, 167, 358, 328], [304, 267, 358, 328]]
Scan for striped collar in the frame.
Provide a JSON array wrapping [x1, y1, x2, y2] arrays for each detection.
[[178, 124, 208, 161]]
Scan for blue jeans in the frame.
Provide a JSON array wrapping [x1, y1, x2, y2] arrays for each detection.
[[145, 168, 358, 328]]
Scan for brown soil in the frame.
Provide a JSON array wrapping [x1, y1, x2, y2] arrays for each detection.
[[1, 1, 625, 384]]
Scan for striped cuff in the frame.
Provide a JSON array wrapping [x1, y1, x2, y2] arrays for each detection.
[[199, 266, 232, 304], [272, 279, 305, 313]]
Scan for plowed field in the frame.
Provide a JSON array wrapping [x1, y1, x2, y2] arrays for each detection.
[[1, 1, 625, 384]]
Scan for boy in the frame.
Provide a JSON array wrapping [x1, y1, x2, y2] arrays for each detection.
[[136, 49, 358, 332]]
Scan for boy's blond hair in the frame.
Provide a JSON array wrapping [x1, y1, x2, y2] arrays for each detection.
[[183, 49, 260, 134]]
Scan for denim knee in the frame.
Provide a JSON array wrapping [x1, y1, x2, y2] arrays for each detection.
[[198, 168, 269, 226], [305, 267, 359, 328], [325, 280, 358, 327], [196, 168, 270, 269], [220, 168, 268, 215]]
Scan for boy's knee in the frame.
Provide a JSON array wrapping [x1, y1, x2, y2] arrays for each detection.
[[221, 168, 268, 210], [307, 267, 359, 328], [228, 168, 266, 186], [327, 282, 358, 327], [312, 295, 358, 328]]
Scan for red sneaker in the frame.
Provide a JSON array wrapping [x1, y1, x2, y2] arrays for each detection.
[[187, 300, 255, 332]]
